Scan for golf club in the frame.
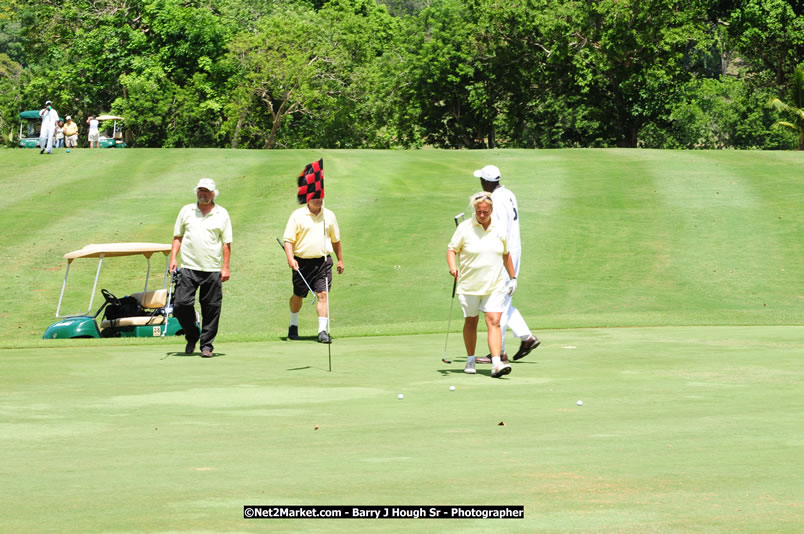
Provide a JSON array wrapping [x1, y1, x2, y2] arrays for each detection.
[[161, 270, 177, 337], [275, 237, 317, 305], [441, 212, 465, 364]]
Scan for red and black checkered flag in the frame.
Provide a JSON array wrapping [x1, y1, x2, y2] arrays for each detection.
[[297, 159, 324, 204]]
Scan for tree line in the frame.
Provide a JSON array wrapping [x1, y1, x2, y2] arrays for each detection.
[[1, 0, 801, 149]]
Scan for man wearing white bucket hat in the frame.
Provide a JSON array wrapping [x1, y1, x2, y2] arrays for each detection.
[[169, 178, 233, 358], [473, 164, 540, 362]]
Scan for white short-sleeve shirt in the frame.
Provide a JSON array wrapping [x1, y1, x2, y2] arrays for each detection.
[[173, 203, 233, 272]]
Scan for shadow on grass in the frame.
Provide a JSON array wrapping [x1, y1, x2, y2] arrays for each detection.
[[437, 365, 517, 378], [160, 351, 227, 359], [279, 335, 322, 342]]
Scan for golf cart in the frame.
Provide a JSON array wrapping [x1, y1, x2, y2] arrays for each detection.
[[96, 114, 127, 148], [43, 243, 187, 339], [18, 110, 42, 148]]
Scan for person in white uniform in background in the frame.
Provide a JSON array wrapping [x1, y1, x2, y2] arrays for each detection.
[[473, 164, 540, 362], [39, 100, 59, 154]]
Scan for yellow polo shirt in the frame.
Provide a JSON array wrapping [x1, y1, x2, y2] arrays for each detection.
[[63, 121, 78, 136], [448, 217, 508, 295], [283, 206, 340, 258], [173, 203, 233, 271]]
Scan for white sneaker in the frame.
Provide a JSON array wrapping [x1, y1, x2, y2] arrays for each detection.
[[491, 362, 512, 378], [464, 356, 477, 374]]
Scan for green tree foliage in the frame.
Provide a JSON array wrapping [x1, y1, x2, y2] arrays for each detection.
[[769, 65, 804, 149], [393, 0, 496, 148], [226, 6, 323, 148], [728, 0, 804, 87], [545, 0, 712, 147], [2, 0, 802, 149], [392, 0, 721, 148], [639, 76, 797, 149], [225, 0, 398, 148], [0, 52, 23, 144]]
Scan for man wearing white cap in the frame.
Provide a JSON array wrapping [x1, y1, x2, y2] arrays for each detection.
[[169, 178, 233, 358], [38, 100, 59, 154], [473, 164, 540, 361]]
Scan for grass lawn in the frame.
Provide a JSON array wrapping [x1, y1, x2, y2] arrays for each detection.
[[2, 148, 801, 345], [2, 327, 802, 533], [1, 148, 801, 532]]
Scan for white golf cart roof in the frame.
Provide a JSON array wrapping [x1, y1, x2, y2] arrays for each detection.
[[95, 114, 124, 121], [56, 243, 172, 317], [65, 243, 171, 262]]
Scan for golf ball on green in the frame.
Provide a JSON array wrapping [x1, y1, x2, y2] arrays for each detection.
[[449, 386, 456, 391], [577, 400, 583, 406], [398, 393, 404, 400]]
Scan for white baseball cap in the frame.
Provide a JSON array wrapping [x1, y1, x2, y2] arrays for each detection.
[[195, 178, 219, 198], [195, 178, 217, 191], [473, 165, 501, 182]]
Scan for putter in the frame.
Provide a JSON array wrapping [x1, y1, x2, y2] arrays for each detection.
[[275, 238, 317, 305], [441, 213, 465, 364], [441, 273, 458, 364], [161, 270, 178, 337]]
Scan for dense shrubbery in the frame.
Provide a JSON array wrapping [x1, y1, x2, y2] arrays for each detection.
[[1, 0, 801, 149]]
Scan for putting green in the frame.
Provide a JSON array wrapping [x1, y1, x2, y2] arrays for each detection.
[[2, 326, 801, 532]]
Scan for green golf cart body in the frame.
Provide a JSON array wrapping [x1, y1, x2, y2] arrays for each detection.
[[18, 110, 42, 148], [96, 114, 127, 148], [43, 243, 188, 339]]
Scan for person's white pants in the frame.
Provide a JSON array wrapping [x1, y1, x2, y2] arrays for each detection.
[[499, 291, 531, 353], [40, 128, 54, 153]]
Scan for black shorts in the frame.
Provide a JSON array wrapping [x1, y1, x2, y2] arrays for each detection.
[[293, 256, 333, 297]]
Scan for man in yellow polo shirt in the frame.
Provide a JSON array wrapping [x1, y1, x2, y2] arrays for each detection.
[[283, 198, 344, 343], [169, 178, 233, 358], [63, 116, 79, 147]]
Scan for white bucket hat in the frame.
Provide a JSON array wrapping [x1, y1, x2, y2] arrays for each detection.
[[195, 178, 219, 198], [473, 164, 501, 182]]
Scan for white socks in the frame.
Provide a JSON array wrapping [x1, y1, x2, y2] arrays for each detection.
[[291, 313, 328, 332]]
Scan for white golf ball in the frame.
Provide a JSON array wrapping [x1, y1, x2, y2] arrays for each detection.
[[577, 400, 583, 406], [398, 393, 404, 400], [449, 385, 456, 391]]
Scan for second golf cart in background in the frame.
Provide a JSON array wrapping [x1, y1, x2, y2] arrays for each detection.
[[96, 115, 127, 148], [43, 243, 192, 339]]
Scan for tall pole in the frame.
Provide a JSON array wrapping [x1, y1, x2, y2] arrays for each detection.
[[323, 197, 331, 372]]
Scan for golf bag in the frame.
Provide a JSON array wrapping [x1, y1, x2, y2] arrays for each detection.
[[103, 296, 142, 321]]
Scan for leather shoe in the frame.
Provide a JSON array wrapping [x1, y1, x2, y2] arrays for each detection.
[[185, 338, 197, 355], [200, 348, 213, 358], [513, 336, 540, 361], [317, 330, 332, 344], [288, 325, 300, 340]]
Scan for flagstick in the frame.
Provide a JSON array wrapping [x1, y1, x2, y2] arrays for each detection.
[[323, 197, 332, 372]]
